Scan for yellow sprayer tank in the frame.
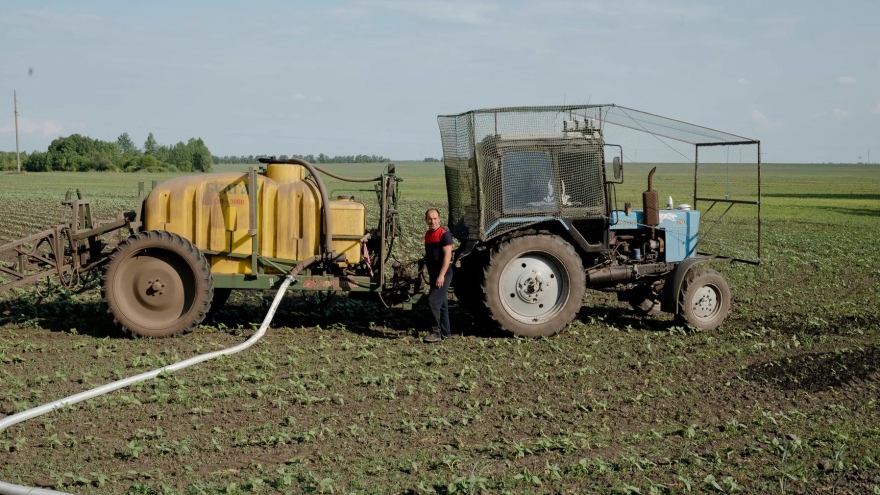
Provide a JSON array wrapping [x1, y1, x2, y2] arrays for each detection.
[[143, 164, 366, 274]]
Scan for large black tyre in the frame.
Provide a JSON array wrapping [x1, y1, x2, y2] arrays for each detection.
[[677, 267, 731, 330], [483, 235, 585, 337], [102, 231, 213, 337]]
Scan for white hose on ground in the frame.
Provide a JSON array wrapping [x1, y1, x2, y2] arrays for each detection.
[[0, 258, 315, 495]]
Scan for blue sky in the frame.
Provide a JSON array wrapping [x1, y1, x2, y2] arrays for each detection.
[[1, 0, 878, 163]]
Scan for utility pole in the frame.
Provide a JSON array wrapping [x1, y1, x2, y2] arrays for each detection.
[[14, 90, 21, 173]]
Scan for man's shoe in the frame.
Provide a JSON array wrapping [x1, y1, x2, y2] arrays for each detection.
[[424, 333, 443, 343], [442, 334, 454, 339]]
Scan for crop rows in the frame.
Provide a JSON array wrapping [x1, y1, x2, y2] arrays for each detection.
[[0, 163, 878, 494]]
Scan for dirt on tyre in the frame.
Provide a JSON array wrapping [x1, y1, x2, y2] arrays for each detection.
[[677, 267, 730, 330], [102, 230, 214, 337], [482, 235, 585, 337]]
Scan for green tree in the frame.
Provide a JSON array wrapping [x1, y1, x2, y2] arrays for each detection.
[[169, 142, 192, 172], [188, 138, 213, 172], [124, 154, 167, 172], [144, 133, 158, 156], [42, 134, 122, 171], [153, 144, 171, 165], [20, 132, 214, 173], [0, 151, 28, 170], [117, 132, 138, 155], [24, 151, 50, 171]]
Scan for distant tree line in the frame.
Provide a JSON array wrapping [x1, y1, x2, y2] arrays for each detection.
[[18, 133, 213, 172], [212, 153, 391, 164], [0, 151, 29, 171]]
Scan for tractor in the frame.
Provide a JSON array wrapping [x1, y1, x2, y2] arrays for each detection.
[[439, 105, 761, 336], [0, 104, 761, 337]]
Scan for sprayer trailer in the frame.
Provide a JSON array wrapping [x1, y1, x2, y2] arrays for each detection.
[[0, 159, 404, 337], [0, 104, 761, 337]]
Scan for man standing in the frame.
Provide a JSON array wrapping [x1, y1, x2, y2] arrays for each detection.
[[423, 208, 453, 342]]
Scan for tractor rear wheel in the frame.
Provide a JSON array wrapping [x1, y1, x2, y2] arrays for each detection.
[[102, 231, 213, 337], [482, 235, 585, 337], [677, 267, 730, 330]]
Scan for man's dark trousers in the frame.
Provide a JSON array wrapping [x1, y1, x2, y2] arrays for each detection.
[[428, 272, 453, 337]]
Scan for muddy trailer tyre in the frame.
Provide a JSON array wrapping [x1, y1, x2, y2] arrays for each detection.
[[102, 231, 214, 337], [483, 235, 585, 337], [677, 267, 731, 330]]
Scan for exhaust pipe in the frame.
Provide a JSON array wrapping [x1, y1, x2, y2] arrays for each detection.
[[643, 167, 659, 227]]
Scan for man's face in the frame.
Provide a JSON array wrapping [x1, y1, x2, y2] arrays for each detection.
[[425, 210, 441, 231]]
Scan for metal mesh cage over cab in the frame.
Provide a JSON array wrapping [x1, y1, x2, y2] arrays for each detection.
[[438, 106, 609, 241], [438, 105, 761, 265]]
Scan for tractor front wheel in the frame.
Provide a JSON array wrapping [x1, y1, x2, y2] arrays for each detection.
[[483, 235, 585, 337], [102, 231, 213, 337], [677, 267, 731, 330]]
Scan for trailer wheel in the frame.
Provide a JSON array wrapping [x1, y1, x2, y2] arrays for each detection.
[[677, 267, 730, 330], [483, 235, 585, 337], [102, 231, 213, 337]]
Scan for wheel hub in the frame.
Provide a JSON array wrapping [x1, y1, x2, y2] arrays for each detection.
[[116, 251, 193, 328], [692, 286, 718, 318], [500, 254, 566, 321], [515, 270, 549, 303]]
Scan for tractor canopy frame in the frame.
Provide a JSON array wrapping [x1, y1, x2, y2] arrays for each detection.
[[438, 104, 761, 264]]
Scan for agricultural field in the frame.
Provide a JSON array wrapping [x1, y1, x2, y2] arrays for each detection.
[[1, 162, 879, 494]]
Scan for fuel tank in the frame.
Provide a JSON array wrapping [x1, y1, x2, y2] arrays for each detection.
[[143, 164, 365, 274]]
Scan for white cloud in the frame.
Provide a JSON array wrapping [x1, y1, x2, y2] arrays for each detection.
[[838, 76, 856, 85], [750, 109, 783, 131], [357, 0, 497, 25], [871, 103, 880, 115], [0, 118, 63, 138], [832, 108, 849, 118], [737, 78, 748, 85]]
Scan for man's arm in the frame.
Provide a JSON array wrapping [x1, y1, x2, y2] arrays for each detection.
[[436, 244, 452, 288]]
